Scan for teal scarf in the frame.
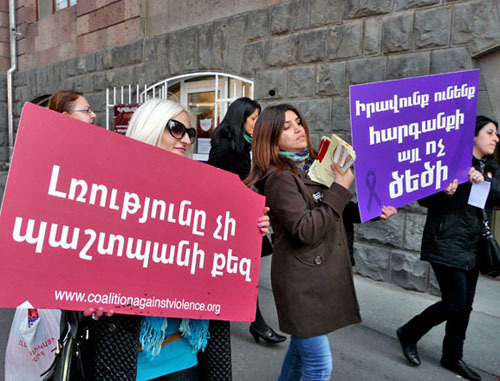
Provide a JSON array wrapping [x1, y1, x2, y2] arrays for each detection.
[[139, 317, 209, 358], [280, 149, 313, 172], [244, 133, 252, 144]]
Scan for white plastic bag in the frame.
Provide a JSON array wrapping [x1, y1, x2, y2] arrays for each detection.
[[5, 308, 61, 381]]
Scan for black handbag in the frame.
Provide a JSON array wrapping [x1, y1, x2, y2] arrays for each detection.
[[478, 209, 500, 277], [41, 310, 90, 381], [85, 314, 141, 380], [197, 320, 232, 381]]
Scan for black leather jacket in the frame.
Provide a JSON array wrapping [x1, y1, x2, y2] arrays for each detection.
[[420, 155, 500, 270]]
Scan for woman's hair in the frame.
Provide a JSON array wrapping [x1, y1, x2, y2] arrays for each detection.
[[48, 89, 83, 113], [245, 104, 316, 187], [211, 97, 261, 154], [126, 98, 189, 147], [475, 115, 498, 136]]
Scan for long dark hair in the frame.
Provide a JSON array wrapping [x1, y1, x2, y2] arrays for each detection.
[[211, 97, 261, 155], [245, 104, 316, 187]]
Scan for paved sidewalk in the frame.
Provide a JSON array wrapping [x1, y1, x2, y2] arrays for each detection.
[[231, 256, 500, 380]]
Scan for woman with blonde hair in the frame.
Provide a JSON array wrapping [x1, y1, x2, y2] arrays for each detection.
[[83, 98, 269, 381]]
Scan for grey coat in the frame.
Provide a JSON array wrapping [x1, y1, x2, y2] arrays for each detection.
[[257, 167, 361, 337]]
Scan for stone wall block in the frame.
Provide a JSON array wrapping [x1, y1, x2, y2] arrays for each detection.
[[241, 41, 265, 75], [357, 212, 405, 247], [287, 66, 315, 98], [35, 66, 51, 95], [14, 86, 28, 103], [292, 0, 309, 31], [332, 97, 351, 133], [386, 52, 430, 80], [395, 0, 439, 11], [73, 74, 95, 94], [76, 54, 91, 75], [112, 41, 143, 69], [271, 1, 292, 35], [169, 28, 197, 75], [346, 57, 385, 85], [430, 47, 471, 74], [345, 0, 393, 19], [212, 15, 246, 73], [316, 61, 346, 96], [104, 66, 136, 88], [92, 71, 106, 92], [254, 69, 287, 100], [403, 212, 426, 252], [14, 72, 26, 87], [328, 21, 363, 59], [246, 9, 269, 41], [364, 17, 382, 56], [197, 24, 213, 70], [294, 99, 332, 133], [353, 242, 391, 282], [144, 34, 168, 63], [298, 29, 327, 63], [265, 35, 297, 67], [391, 250, 429, 291], [65, 57, 79, 77], [453, 0, 500, 54], [310, 0, 344, 27], [102, 48, 114, 70], [414, 7, 451, 49], [382, 13, 413, 53]]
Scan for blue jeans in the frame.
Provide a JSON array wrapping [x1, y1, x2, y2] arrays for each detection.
[[278, 335, 333, 381]]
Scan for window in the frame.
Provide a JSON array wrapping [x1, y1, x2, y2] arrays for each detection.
[[106, 72, 255, 161], [38, 0, 77, 20]]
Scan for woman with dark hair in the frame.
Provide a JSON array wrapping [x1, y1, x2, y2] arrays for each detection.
[[396, 115, 500, 381], [208, 97, 286, 344], [245, 104, 364, 380]]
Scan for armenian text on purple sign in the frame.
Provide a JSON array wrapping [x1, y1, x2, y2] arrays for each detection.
[[350, 70, 480, 222]]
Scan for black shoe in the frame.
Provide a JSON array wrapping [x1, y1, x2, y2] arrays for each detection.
[[396, 327, 421, 366], [249, 324, 287, 344], [441, 358, 481, 381]]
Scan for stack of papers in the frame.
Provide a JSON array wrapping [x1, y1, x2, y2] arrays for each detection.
[[308, 134, 356, 187]]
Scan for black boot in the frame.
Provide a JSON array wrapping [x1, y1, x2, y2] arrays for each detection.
[[396, 327, 421, 366], [249, 323, 286, 344], [441, 358, 481, 381]]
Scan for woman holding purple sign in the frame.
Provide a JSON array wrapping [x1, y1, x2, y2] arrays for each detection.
[[397, 115, 500, 381]]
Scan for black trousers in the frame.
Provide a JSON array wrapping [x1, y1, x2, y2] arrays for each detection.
[[400, 262, 479, 360]]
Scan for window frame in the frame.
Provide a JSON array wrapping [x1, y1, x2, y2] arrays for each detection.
[[37, 0, 77, 21]]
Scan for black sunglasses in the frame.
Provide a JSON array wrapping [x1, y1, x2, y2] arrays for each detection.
[[166, 119, 197, 144]]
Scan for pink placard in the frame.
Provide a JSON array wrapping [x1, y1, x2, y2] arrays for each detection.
[[0, 103, 265, 321]]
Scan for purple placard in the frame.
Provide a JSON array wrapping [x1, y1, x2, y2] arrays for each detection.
[[350, 70, 480, 222]]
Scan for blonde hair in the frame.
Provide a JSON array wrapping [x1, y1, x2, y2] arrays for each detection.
[[126, 98, 189, 147]]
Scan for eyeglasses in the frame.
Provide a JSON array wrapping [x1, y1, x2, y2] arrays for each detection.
[[71, 107, 94, 115], [166, 119, 197, 144]]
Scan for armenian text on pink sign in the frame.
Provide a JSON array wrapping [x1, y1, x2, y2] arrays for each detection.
[[0, 103, 265, 321]]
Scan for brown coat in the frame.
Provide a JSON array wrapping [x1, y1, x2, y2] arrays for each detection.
[[257, 167, 361, 337]]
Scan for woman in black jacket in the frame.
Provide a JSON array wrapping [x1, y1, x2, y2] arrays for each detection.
[[396, 115, 500, 381], [208, 97, 286, 345]]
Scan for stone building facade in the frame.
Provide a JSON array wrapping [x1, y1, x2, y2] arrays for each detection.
[[1, 0, 500, 294]]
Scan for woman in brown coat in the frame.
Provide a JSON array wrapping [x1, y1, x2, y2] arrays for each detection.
[[245, 104, 360, 380]]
